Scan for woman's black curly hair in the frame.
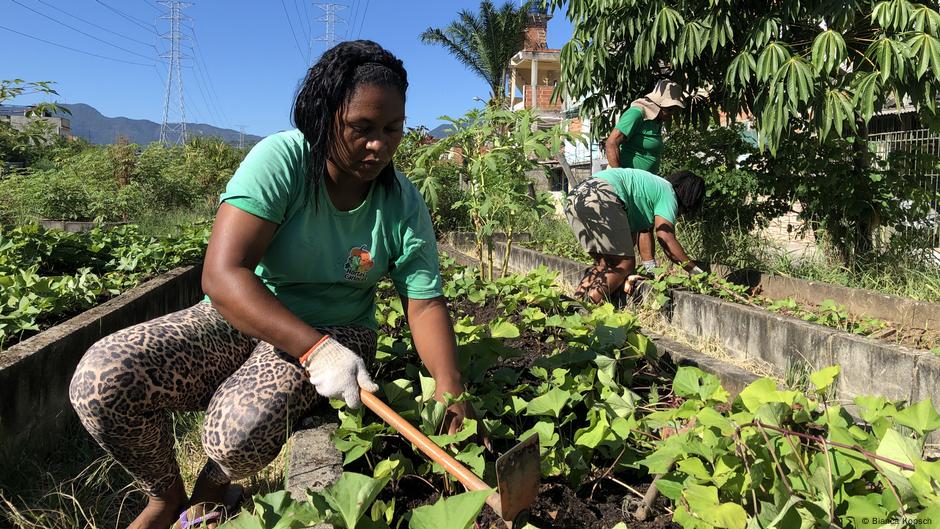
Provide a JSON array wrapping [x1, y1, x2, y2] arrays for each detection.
[[292, 40, 408, 204]]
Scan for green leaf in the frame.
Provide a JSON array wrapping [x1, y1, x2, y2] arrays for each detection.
[[809, 365, 841, 392], [911, 3, 940, 33], [408, 489, 492, 529], [321, 473, 390, 529], [222, 490, 327, 529], [681, 484, 746, 529], [525, 387, 571, 418], [574, 409, 610, 449], [673, 366, 729, 403], [894, 399, 940, 435], [867, 36, 909, 83], [908, 31, 940, 80], [737, 378, 787, 412], [811, 30, 847, 74], [852, 71, 883, 122], [725, 50, 756, 88], [490, 320, 520, 339], [756, 42, 791, 82], [518, 420, 560, 451], [873, 0, 914, 31]]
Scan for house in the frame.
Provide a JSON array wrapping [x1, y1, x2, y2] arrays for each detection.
[[0, 104, 72, 140], [506, 5, 596, 193]]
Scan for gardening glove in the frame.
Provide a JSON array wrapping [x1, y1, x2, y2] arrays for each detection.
[[640, 259, 658, 276], [301, 336, 378, 409], [688, 265, 706, 276]]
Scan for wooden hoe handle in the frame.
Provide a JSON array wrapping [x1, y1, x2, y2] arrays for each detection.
[[359, 389, 491, 494]]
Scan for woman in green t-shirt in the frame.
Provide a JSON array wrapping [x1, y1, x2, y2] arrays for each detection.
[[565, 168, 705, 304], [70, 41, 475, 529], [604, 79, 686, 274]]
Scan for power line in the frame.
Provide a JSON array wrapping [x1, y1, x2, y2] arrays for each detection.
[[299, 0, 314, 57], [187, 26, 232, 127], [33, 0, 157, 49], [280, 0, 308, 65], [10, 0, 158, 63], [356, 0, 369, 38], [292, 0, 311, 59], [346, 0, 360, 40], [141, 0, 162, 13], [188, 64, 220, 126], [0, 23, 154, 66], [95, 0, 159, 35]]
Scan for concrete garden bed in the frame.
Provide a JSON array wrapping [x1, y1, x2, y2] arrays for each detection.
[[709, 264, 940, 330], [443, 233, 940, 422], [0, 265, 203, 459]]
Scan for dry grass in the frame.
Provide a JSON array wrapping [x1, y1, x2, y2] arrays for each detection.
[[633, 303, 784, 383], [0, 413, 291, 529]]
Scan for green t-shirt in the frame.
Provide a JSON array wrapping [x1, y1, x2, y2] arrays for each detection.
[[594, 168, 677, 232], [614, 106, 663, 173], [212, 129, 443, 330]]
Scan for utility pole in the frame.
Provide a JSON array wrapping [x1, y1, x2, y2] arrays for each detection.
[[159, 1, 191, 146], [314, 3, 345, 51], [238, 125, 245, 149]]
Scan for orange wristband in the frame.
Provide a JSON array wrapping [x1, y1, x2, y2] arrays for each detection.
[[299, 335, 331, 364]]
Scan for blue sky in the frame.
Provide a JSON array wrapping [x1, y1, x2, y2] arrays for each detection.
[[1, 0, 572, 137]]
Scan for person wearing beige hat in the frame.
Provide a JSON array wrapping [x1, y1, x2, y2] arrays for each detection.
[[604, 79, 686, 274], [605, 79, 685, 174]]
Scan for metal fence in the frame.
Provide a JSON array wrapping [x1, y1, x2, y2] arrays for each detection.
[[868, 129, 940, 247]]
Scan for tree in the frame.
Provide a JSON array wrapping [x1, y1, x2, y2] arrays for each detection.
[[549, 0, 940, 262], [420, 1, 532, 104], [550, 0, 940, 150], [0, 79, 71, 167]]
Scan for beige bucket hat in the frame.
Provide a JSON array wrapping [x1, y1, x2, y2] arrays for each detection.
[[646, 79, 686, 109]]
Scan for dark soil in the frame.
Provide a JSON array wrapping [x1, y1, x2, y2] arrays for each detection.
[[368, 281, 677, 528], [475, 481, 678, 529]]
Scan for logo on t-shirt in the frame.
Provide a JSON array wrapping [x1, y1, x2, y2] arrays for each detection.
[[344, 245, 374, 281]]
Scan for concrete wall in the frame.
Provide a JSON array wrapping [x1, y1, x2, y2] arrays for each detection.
[[710, 264, 940, 330], [0, 265, 203, 459]]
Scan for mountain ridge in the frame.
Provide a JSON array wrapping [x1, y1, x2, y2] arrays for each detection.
[[55, 103, 263, 145]]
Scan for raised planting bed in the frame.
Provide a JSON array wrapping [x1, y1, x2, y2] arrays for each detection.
[[442, 235, 940, 434], [38, 219, 130, 233], [243, 259, 940, 529], [0, 223, 209, 351], [0, 264, 203, 460], [708, 264, 940, 351]]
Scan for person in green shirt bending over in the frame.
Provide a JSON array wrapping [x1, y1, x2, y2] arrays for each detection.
[[565, 168, 705, 303], [605, 79, 686, 274], [70, 41, 477, 529]]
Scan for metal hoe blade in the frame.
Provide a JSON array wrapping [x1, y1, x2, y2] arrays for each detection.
[[495, 433, 540, 526]]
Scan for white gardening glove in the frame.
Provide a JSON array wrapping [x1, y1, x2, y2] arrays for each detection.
[[688, 265, 706, 276], [641, 259, 658, 275], [301, 336, 378, 409]]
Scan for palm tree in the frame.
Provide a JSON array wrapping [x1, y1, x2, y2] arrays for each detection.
[[420, 1, 531, 104]]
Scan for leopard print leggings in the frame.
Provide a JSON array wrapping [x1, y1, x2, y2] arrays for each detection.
[[68, 301, 377, 496]]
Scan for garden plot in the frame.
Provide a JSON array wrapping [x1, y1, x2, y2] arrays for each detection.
[[448, 234, 940, 453], [260, 259, 940, 529], [4, 254, 938, 528], [0, 224, 209, 351], [707, 265, 940, 353]]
